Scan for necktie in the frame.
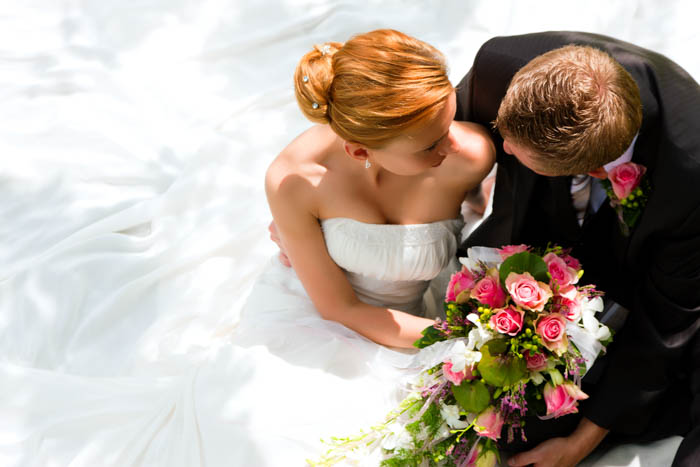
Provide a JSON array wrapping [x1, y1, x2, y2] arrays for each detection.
[[570, 174, 591, 226]]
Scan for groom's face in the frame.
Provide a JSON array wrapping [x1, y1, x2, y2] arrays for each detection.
[[503, 137, 607, 178], [502, 138, 555, 176]]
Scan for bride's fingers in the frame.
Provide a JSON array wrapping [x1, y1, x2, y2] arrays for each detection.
[[269, 220, 291, 267], [279, 252, 292, 267], [269, 221, 282, 245]]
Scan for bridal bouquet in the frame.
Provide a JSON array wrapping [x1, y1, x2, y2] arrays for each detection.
[[313, 245, 612, 466]]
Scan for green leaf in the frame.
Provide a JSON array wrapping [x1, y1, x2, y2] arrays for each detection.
[[499, 251, 549, 284], [484, 338, 508, 355], [452, 379, 490, 414], [413, 325, 444, 349], [477, 340, 528, 387]]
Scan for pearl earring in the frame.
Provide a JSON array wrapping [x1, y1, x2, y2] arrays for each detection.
[[365, 159, 371, 169]]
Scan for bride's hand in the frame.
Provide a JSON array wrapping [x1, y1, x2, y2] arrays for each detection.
[[464, 174, 495, 216], [268, 221, 291, 267]]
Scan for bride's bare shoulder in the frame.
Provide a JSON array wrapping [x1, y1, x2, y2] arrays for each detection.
[[268, 125, 336, 175], [265, 125, 336, 207], [446, 121, 496, 185]]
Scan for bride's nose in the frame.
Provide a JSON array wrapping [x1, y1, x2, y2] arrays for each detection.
[[437, 131, 458, 156]]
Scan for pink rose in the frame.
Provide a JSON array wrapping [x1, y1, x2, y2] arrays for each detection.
[[442, 361, 475, 385], [608, 162, 646, 200], [543, 382, 589, 418], [524, 350, 549, 371], [446, 267, 476, 303], [489, 305, 524, 336], [561, 254, 581, 271], [474, 407, 504, 441], [497, 244, 529, 260], [505, 272, 553, 312], [471, 270, 506, 308], [535, 313, 569, 355], [552, 285, 582, 322], [543, 252, 579, 287]]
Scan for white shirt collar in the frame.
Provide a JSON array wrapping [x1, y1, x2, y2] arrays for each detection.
[[603, 132, 639, 172]]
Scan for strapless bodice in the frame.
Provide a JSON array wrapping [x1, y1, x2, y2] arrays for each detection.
[[321, 218, 463, 315]]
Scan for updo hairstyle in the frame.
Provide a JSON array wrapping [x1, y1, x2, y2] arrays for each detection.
[[294, 29, 453, 148]]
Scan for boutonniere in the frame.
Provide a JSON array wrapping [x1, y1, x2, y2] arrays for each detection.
[[600, 162, 650, 236]]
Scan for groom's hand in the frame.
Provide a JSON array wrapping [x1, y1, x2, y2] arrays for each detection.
[[506, 437, 580, 467], [507, 417, 608, 467], [268, 221, 292, 267]]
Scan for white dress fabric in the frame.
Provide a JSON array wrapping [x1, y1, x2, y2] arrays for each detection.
[[0, 2, 691, 465], [0, 217, 463, 466]]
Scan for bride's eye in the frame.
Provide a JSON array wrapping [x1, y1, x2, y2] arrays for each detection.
[[424, 142, 438, 152]]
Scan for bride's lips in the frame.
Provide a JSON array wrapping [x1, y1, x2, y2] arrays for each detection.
[[432, 157, 446, 167]]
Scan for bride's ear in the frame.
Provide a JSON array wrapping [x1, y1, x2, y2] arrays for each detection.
[[343, 141, 370, 163]]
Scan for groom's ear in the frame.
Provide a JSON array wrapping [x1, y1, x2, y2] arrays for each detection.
[[587, 167, 608, 179], [343, 141, 370, 162]]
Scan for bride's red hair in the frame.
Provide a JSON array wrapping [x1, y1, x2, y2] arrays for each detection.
[[294, 29, 453, 148]]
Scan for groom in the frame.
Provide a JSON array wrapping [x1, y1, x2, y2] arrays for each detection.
[[456, 31, 700, 466]]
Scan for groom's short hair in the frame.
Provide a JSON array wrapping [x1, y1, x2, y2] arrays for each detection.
[[495, 45, 642, 175]]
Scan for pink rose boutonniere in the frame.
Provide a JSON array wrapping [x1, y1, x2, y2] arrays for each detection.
[[601, 162, 650, 236]]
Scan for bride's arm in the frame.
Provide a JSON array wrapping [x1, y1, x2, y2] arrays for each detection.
[[265, 167, 434, 349]]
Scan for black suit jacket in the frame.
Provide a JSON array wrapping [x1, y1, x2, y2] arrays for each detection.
[[456, 31, 700, 466]]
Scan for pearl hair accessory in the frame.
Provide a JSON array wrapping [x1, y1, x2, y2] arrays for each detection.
[[306, 44, 334, 112]]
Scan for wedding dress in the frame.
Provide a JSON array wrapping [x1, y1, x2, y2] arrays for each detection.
[[0, 217, 463, 466]]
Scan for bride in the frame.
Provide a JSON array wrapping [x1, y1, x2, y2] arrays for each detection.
[[0, 29, 495, 466], [262, 29, 494, 348], [228, 28, 496, 463]]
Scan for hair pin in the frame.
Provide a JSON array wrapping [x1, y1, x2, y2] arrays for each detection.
[[312, 102, 319, 109], [302, 75, 309, 83], [321, 44, 331, 55]]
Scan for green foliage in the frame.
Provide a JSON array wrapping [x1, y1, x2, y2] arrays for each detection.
[[498, 251, 549, 284], [380, 449, 421, 466], [422, 403, 443, 437], [477, 340, 528, 388], [429, 437, 459, 466], [445, 303, 468, 325], [452, 380, 490, 414], [414, 325, 445, 349], [599, 328, 615, 348], [405, 420, 421, 437], [379, 403, 459, 467]]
